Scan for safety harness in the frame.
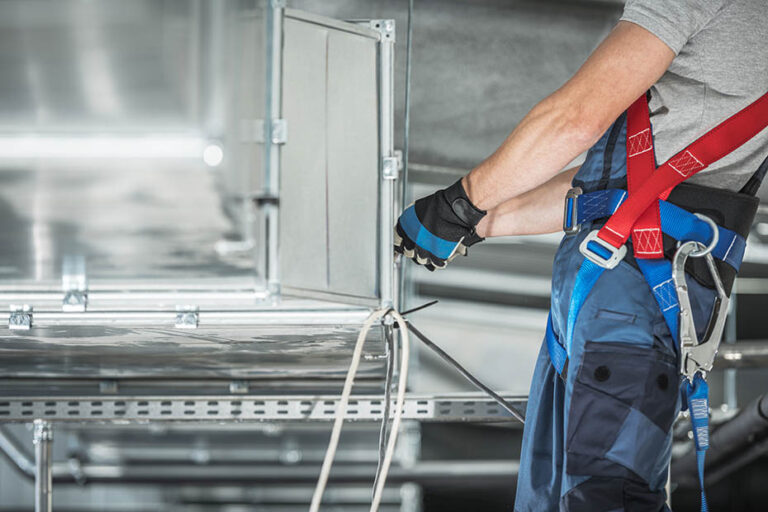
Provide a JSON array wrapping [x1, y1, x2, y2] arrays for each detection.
[[549, 91, 768, 511]]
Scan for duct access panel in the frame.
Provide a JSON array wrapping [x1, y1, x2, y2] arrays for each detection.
[[0, 2, 399, 397]]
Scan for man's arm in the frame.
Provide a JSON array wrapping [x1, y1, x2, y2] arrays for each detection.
[[462, 21, 675, 213], [395, 21, 677, 270], [476, 168, 578, 237]]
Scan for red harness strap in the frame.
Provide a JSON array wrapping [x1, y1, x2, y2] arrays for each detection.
[[626, 94, 663, 258], [598, 91, 768, 251]]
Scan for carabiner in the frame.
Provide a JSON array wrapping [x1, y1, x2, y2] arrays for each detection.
[[672, 240, 730, 382]]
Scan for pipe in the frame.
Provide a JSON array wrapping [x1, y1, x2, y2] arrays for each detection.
[[0, 426, 35, 477], [716, 341, 768, 368], [673, 393, 768, 489], [0, 428, 520, 486], [72, 460, 518, 485], [0, 426, 72, 481], [33, 421, 53, 512]]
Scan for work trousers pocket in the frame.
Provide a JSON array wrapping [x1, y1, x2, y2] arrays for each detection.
[[566, 342, 679, 485]]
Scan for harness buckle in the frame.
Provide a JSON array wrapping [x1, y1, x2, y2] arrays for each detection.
[[672, 240, 730, 382], [579, 230, 627, 270], [563, 187, 583, 235]]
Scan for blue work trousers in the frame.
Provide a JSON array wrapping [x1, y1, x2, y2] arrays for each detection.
[[514, 228, 717, 511]]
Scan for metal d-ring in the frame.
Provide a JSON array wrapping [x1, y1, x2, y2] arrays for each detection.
[[689, 213, 719, 258]]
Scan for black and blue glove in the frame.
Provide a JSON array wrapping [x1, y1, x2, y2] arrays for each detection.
[[394, 179, 487, 271]]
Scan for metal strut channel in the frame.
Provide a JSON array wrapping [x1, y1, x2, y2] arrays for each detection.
[[0, 395, 526, 423]]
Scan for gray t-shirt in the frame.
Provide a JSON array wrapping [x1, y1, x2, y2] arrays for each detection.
[[620, 0, 768, 192]]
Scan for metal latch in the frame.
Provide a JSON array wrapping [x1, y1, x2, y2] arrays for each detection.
[[9, 305, 33, 331], [382, 156, 399, 180], [175, 306, 199, 329]]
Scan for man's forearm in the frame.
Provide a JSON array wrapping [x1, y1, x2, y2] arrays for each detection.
[[463, 97, 598, 212], [476, 168, 578, 238]]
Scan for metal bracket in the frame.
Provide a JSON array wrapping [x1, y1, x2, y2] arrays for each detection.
[[369, 19, 396, 42], [62, 290, 88, 313], [240, 119, 288, 144], [270, 119, 288, 145], [9, 305, 32, 331], [229, 380, 250, 394], [175, 306, 199, 329], [62, 256, 88, 312], [33, 420, 53, 444], [383, 156, 399, 180], [99, 380, 119, 394]]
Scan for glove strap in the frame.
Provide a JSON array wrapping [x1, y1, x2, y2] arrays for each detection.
[[444, 179, 487, 228]]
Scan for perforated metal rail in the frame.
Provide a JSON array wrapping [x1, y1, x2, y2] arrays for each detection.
[[0, 395, 526, 423]]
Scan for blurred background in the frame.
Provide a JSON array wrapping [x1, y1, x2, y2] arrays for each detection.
[[0, 0, 766, 510]]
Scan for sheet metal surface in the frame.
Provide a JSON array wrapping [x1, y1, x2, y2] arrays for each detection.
[[0, 163, 385, 379], [0, 163, 255, 282], [0, 323, 384, 379], [0, 5, 390, 382], [280, 14, 381, 301]]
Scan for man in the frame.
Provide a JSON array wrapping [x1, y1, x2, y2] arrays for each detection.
[[395, 0, 768, 510]]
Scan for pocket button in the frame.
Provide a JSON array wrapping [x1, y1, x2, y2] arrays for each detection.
[[594, 365, 611, 382]]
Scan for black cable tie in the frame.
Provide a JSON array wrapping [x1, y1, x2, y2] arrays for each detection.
[[398, 300, 439, 318]]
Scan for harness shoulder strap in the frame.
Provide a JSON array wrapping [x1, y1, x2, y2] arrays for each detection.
[[598, 91, 768, 249], [626, 94, 664, 258]]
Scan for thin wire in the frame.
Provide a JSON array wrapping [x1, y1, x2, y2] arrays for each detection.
[[406, 322, 525, 423]]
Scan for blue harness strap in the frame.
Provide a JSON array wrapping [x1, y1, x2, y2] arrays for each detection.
[[564, 256, 606, 356], [684, 373, 710, 512], [565, 189, 747, 271], [544, 314, 568, 376], [659, 201, 746, 271], [636, 258, 680, 346]]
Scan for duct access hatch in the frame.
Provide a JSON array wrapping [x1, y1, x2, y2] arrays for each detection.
[[0, 3, 397, 387]]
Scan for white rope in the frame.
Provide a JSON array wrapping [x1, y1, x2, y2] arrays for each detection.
[[309, 308, 410, 512]]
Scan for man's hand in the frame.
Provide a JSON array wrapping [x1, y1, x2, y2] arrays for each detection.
[[394, 179, 486, 271]]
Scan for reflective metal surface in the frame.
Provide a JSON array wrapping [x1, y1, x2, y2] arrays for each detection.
[[279, 11, 384, 303], [0, 163, 254, 282], [0, 3, 398, 383], [0, 0, 211, 133], [0, 323, 384, 379], [0, 143, 388, 381]]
